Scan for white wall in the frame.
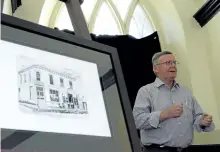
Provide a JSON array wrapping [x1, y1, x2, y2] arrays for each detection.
[[206, 13, 220, 119], [3, 0, 45, 23], [3, 0, 12, 15]]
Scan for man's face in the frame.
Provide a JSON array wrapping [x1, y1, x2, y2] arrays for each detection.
[[154, 54, 177, 81]]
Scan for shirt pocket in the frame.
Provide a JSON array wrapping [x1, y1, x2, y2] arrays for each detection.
[[152, 102, 172, 112], [151, 94, 172, 112]]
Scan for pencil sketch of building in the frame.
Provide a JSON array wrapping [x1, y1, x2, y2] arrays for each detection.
[[17, 62, 88, 115]]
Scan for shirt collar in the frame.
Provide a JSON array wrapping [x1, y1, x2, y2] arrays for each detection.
[[154, 77, 179, 88]]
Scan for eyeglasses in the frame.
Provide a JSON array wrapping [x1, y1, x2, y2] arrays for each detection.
[[157, 60, 180, 66]]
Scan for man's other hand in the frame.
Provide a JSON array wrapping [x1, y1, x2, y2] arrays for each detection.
[[200, 113, 213, 127]]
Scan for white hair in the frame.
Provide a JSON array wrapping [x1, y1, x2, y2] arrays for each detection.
[[152, 51, 173, 76], [152, 51, 173, 66]]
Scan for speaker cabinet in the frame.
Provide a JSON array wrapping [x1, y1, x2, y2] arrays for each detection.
[[193, 0, 220, 27]]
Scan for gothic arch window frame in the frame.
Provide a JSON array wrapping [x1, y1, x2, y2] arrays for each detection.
[[47, 0, 156, 37], [53, 4, 66, 28], [89, 0, 123, 34], [125, 0, 138, 33], [127, 2, 156, 38], [105, 0, 125, 33], [140, 3, 156, 31], [46, 1, 65, 28]]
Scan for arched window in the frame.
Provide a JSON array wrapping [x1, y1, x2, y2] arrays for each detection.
[[81, 0, 97, 22], [129, 4, 154, 38], [93, 2, 121, 35], [36, 71, 40, 81], [112, 0, 132, 21], [54, 0, 155, 38], [55, 5, 74, 31]]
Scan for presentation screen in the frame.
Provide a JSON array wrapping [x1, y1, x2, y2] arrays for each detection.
[[0, 14, 141, 152]]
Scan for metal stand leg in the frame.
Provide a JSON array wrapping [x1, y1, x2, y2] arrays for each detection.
[[1, 0, 4, 13], [60, 0, 91, 40]]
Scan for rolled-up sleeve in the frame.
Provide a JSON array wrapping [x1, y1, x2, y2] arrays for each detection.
[[192, 95, 215, 132], [133, 87, 161, 130]]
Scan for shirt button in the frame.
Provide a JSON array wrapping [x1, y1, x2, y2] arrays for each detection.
[[178, 122, 181, 125]]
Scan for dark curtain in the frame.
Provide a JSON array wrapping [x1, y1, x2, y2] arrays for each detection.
[[59, 29, 161, 108], [11, 0, 22, 14], [92, 33, 160, 108]]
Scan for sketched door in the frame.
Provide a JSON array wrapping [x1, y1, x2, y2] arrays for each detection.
[[68, 93, 74, 109], [36, 86, 45, 109]]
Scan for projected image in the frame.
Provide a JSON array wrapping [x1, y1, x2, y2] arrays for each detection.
[[17, 56, 88, 115], [0, 40, 111, 137]]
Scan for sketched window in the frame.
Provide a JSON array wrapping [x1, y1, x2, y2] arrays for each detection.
[[83, 102, 87, 110], [69, 81, 72, 88], [49, 75, 54, 85], [36, 72, 40, 81], [36, 87, 44, 100], [49, 89, 59, 102], [60, 78, 64, 87]]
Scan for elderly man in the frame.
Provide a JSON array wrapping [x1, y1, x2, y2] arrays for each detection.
[[133, 51, 215, 152]]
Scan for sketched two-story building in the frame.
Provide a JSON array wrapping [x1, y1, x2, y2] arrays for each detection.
[[18, 64, 88, 114]]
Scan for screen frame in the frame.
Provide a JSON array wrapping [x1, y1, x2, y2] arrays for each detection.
[[1, 13, 142, 152]]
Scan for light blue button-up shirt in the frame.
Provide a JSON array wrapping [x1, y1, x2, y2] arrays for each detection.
[[133, 78, 215, 148]]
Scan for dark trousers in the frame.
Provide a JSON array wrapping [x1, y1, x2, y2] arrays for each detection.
[[144, 145, 188, 152]]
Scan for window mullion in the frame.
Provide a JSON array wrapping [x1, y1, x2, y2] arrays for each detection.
[[125, 1, 138, 34]]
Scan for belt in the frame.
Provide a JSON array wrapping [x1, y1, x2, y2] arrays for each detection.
[[145, 144, 188, 152]]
